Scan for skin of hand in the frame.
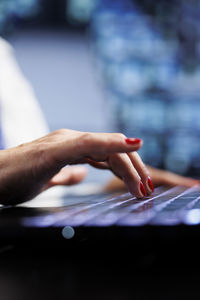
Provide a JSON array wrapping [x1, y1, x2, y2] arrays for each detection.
[[0, 129, 152, 205], [104, 165, 200, 193]]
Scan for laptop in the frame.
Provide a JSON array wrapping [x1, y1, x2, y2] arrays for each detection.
[[1, 184, 200, 245]]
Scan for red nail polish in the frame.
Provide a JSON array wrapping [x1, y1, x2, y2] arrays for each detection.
[[125, 138, 142, 145], [148, 176, 154, 192], [140, 182, 147, 197]]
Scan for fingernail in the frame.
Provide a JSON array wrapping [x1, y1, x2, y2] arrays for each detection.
[[147, 176, 154, 193], [125, 138, 142, 145], [140, 182, 147, 197]]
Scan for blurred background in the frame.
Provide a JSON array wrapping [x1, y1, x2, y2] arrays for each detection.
[[1, 0, 200, 178]]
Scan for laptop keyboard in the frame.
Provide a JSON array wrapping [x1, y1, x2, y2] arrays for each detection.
[[22, 185, 200, 227]]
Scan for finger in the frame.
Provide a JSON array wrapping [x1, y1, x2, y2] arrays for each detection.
[[147, 165, 200, 187], [104, 167, 200, 194], [128, 152, 154, 195], [87, 155, 149, 197], [46, 166, 87, 189], [108, 153, 145, 198], [164, 173, 200, 187], [83, 133, 143, 157], [64, 133, 143, 164], [86, 158, 109, 170]]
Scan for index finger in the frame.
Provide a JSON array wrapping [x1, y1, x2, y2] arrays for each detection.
[[76, 132, 143, 158], [49, 130, 143, 167]]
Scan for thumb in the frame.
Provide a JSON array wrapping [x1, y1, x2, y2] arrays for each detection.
[[45, 166, 87, 189]]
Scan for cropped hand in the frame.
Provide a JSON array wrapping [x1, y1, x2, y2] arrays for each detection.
[[0, 129, 153, 205]]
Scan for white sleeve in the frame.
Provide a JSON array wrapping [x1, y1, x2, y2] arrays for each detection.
[[0, 37, 49, 148]]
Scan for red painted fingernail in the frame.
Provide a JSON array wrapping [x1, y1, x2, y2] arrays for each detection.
[[140, 182, 147, 197], [148, 176, 154, 192], [125, 138, 142, 145]]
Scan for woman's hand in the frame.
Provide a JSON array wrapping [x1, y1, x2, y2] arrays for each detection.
[[0, 129, 153, 205], [104, 165, 200, 193]]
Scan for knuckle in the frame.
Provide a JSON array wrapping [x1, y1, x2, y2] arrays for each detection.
[[80, 132, 92, 145], [56, 128, 68, 135], [17, 143, 26, 148], [50, 129, 69, 137]]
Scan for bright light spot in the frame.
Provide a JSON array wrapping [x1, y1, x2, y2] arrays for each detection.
[[185, 209, 200, 225], [62, 226, 75, 239]]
